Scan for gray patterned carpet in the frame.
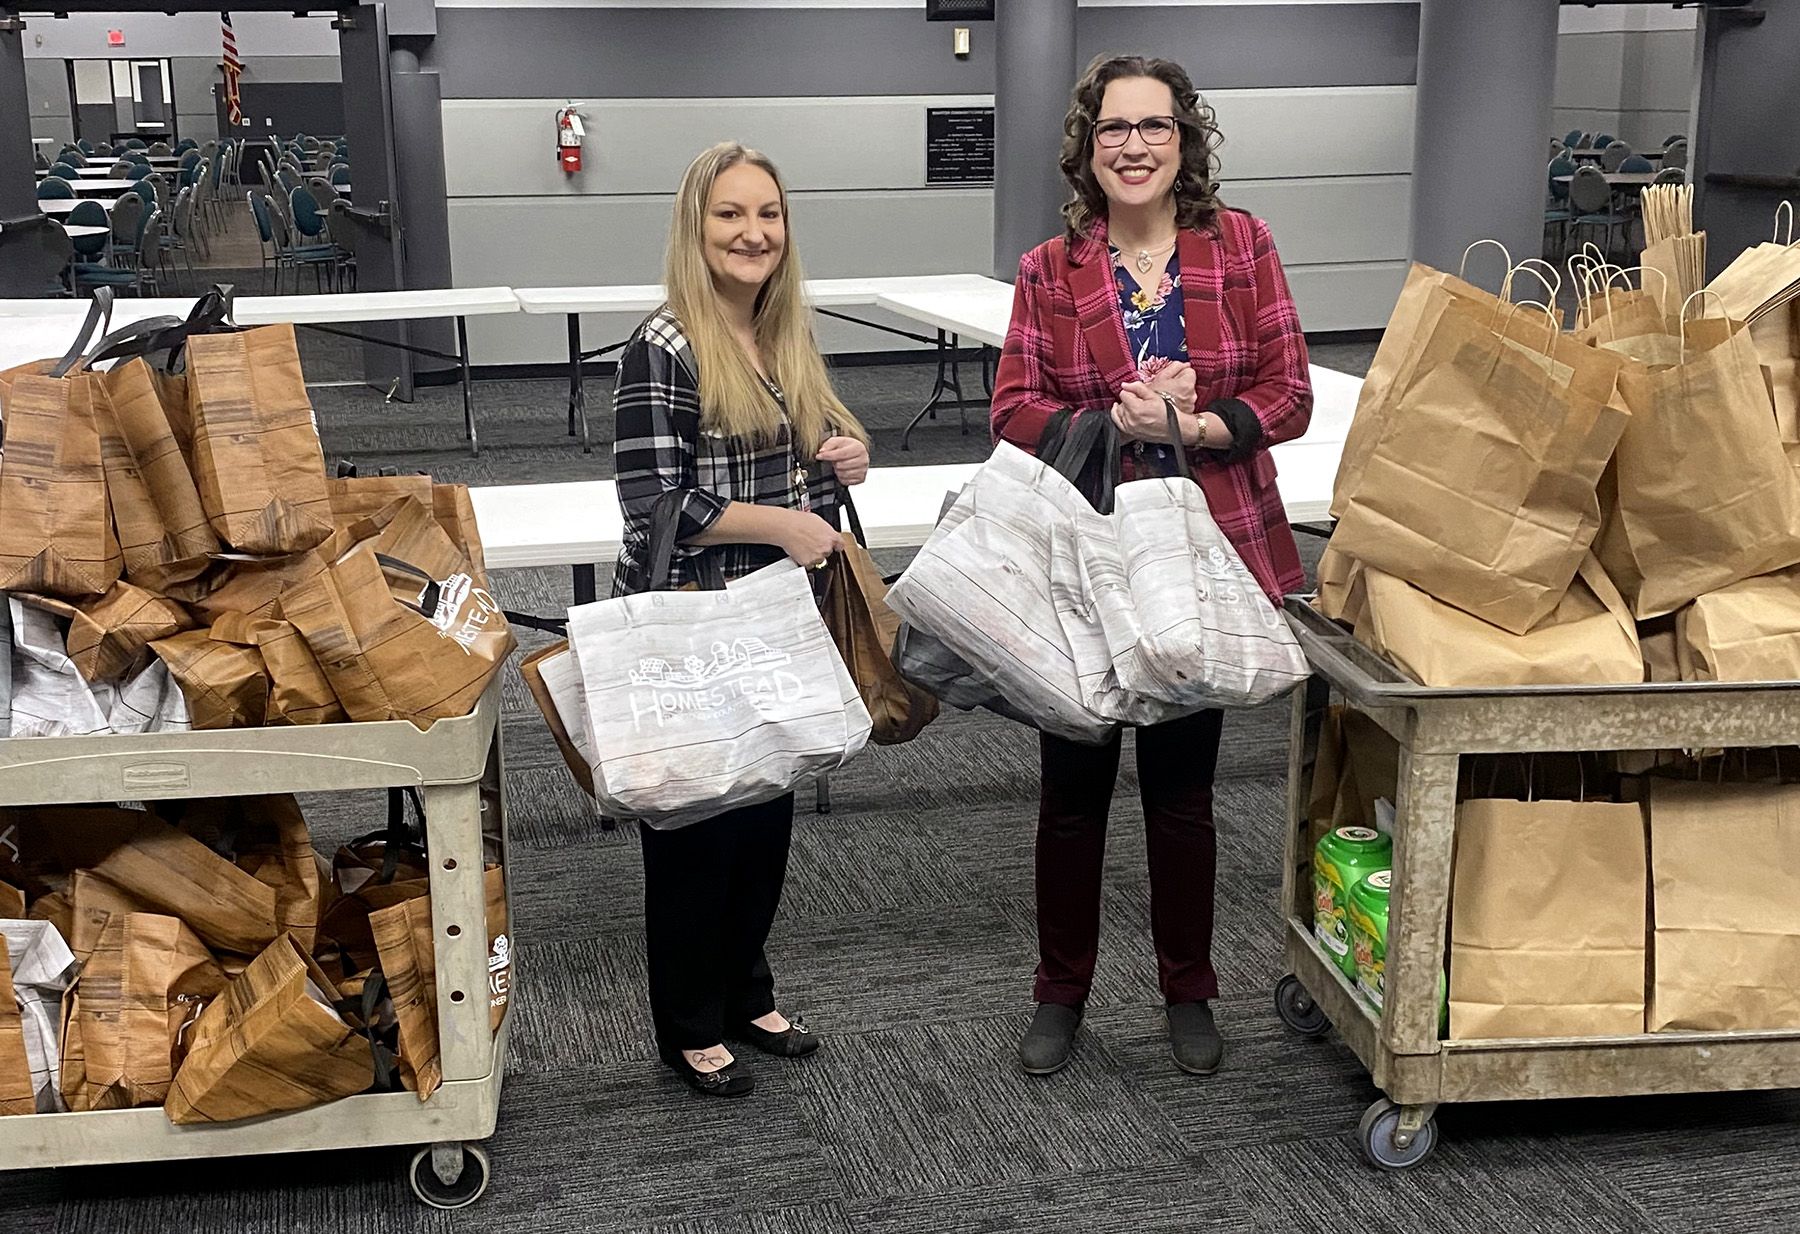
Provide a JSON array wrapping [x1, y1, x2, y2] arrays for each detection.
[[5, 312, 1795, 1232]]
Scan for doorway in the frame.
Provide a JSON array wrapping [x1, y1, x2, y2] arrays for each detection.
[[67, 57, 177, 146]]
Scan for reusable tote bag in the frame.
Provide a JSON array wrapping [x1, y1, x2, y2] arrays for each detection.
[[566, 494, 871, 827], [1077, 404, 1307, 713]]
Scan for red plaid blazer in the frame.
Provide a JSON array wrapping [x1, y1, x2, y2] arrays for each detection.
[[991, 209, 1312, 604]]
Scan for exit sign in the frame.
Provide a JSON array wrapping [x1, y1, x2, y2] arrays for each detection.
[[107, 30, 125, 46]]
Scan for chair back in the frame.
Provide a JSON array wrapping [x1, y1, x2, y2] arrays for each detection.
[[329, 164, 351, 186], [1653, 166, 1688, 185], [1593, 133, 1616, 149], [181, 150, 202, 171], [123, 138, 147, 150], [136, 208, 163, 264], [77, 139, 95, 155], [1662, 140, 1688, 171], [108, 160, 133, 177], [95, 143, 114, 157], [1568, 165, 1613, 214], [327, 200, 361, 257], [1574, 132, 1595, 149], [265, 197, 294, 251], [1600, 141, 1633, 173], [67, 199, 109, 257], [128, 163, 154, 181], [1619, 154, 1653, 175], [290, 185, 327, 238], [147, 141, 172, 157], [308, 175, 341, 204], [47, 162, 79, 179], [248, 190, 274, 243], [176, 138, 198, 153], [36, 177, 75, 200], [277, 167, 300, 193], [1548, 154, 1577, 202], [0, 218, 74, 296], [174, 188, 198, 241], [34, 152, 48, 171], [109, 192, 144, 247]]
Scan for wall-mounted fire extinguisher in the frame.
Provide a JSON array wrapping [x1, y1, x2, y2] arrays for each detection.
[[556, 104, 585, 174]]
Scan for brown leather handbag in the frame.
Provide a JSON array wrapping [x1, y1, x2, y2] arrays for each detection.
[[820, 493, 938, 746]]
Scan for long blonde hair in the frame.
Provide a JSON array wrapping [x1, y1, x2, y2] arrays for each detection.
[[664, 142, 867, 453]]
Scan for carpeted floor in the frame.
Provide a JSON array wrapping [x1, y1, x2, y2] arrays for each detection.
[[5, 290, 1795, 1233]]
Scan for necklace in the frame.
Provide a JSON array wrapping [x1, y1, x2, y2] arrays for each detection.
[[1120, 235, 1178, 275]]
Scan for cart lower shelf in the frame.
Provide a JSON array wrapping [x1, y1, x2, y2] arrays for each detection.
[[1283, 917, 1800, 1106], [0, 1024, 508, 1172]]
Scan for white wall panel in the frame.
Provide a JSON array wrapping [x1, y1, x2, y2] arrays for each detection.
[[1220, 176, 1410, 266], [442, 96, 993, 197], [1200, 86, 1414, 180], [1284, 261, 1408, 332], [1555, 33, 1627, 112]]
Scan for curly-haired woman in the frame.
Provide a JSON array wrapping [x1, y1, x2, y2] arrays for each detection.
[[990, 55, 1313, 1078]]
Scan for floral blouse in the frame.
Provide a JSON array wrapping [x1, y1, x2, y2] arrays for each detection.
[[1112, 246, 1187, 473]]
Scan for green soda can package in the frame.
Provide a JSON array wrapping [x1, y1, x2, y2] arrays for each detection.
[[1312, 825, 1391, 980]]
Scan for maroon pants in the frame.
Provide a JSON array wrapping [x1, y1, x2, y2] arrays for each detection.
[[1034, 709, 1224, 1008]]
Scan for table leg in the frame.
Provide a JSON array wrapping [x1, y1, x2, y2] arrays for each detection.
[[566, 312, 590, 451], [982, 346, 996, 399], [572, 563, 597, 606], [947, 332, 968, 435], [815, 774, 832, 815], [456, 315, 478, 457], [901, 328, 957, 452]]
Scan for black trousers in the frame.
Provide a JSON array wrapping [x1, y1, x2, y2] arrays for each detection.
[[638, 793, 795, 1053]]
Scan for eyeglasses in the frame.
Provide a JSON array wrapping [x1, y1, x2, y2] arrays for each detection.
[[1092, 116, 1179, 148]]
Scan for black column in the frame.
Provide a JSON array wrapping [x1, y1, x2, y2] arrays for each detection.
[[1409, 0, 1559, 272], [389, 41, 454, 370], [993, 0, 1077, 282], [0, 10, 37, 221]]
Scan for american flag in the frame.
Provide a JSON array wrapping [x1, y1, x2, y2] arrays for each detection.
[[221, 11, 243, 126]]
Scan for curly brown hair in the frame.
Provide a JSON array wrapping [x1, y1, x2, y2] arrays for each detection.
[[1059, 54, 1224, 244]]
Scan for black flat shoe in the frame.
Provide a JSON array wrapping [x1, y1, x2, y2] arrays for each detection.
[[1168, 1001, 1223, 1076], [1019, 1002, 1082, 1076], [659, 1047, 755, 1097], [734, 1017, 821, 1058]]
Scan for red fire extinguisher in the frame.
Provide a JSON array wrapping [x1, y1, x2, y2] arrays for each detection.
[[556, 105, 585, 174]]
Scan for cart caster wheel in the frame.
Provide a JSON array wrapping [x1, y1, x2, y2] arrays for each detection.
[[1274, 974, 1330, 1038], [1357, 1098, 1438, 1171], [409, 1141, 490, 1209]]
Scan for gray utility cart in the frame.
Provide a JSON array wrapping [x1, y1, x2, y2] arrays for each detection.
[[1278, 599, 1800, 1171], [0, 680, 511, 1210]]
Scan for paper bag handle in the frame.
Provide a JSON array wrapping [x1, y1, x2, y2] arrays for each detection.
[[1458, 239, 1513, 291], [1511, 258, 1563, 303], [47, 287, 114, 378], [1776, 200, 1794, 247]]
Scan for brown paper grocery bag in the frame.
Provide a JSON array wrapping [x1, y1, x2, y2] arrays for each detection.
[[165, 933, 374, 1125], [68, 868, 152, 965], [433, 483, 490, 587], [1449, 796, 1647, 1037], [151, 624, 270, 729], [1648, 778, 1800, 1030], [1331, 256, 1561, 520], [209, 611, 344, 725], [1312, 543, 1367, 627], [1304, 706, 1398, 852], [30, 582, 195, 684], [0, 364, 123, 599], [521, 640, 597, 796], [0, 948, 35, 1116], [94, 357, 219, 591], [186, 547, 333, 626], [90, 816, 280, 957], [1331, 294, 1627, 633], [1638, 613, 1683, 683], [1355, 555, 1642, 687], [1599, 318, 1800, 617], [327, 473, 433, 532], [184, 324, 334, 555], [283, 542, 514, 729], [1674, 566, 1800, 681], [822, 533, 937, 746], [64, 912, 225, 1110]]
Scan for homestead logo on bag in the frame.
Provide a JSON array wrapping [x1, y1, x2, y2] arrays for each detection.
[[625, 637, 805, 729], [489, 932, 511, 1013], [424, 572, 504, 654]]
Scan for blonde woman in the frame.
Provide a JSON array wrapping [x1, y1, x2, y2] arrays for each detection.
[[611, 142, 870, 1098]]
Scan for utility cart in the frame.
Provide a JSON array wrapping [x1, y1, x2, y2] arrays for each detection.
[[1277, 599, 1800, 1171], [0, 680, 510, 1210]]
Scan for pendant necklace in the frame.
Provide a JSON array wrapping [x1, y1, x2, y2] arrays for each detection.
[[1130, 236, 1178, 275]]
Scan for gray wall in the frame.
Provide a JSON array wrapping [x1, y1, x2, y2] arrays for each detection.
[[24, 59, 72, 150], [433, 1, 1421, 365], [1552, 4, 1697, 151]]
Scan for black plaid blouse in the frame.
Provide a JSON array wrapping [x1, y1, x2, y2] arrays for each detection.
[[611, 308, 841, 595]]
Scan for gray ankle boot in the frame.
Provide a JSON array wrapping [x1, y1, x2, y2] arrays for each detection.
[[1018, 1003, 1082, 1075]]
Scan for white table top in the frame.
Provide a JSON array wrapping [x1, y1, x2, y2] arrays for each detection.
[[512, 274, 1007, 316], [875, 285, 1016, 348], [230, 287, 521, 324], [468, 367, 1359, 571], [67, 179, 142, 195], [37, 197, 116, 215], [61, 225, 111, 239], [37, 166, 129, 179]]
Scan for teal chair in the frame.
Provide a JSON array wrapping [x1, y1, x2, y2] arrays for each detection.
[[286, 186, 342, 291], [36, 177, 76, 200], [1545, 155, 1577, 259], [330, 164, 351, 186], [1620, 154, 1654, 174], [64, 199, 109, 261], [76, 139, 94, 155], [46, 162, 79, 180], [126, 164, 153, 181]]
